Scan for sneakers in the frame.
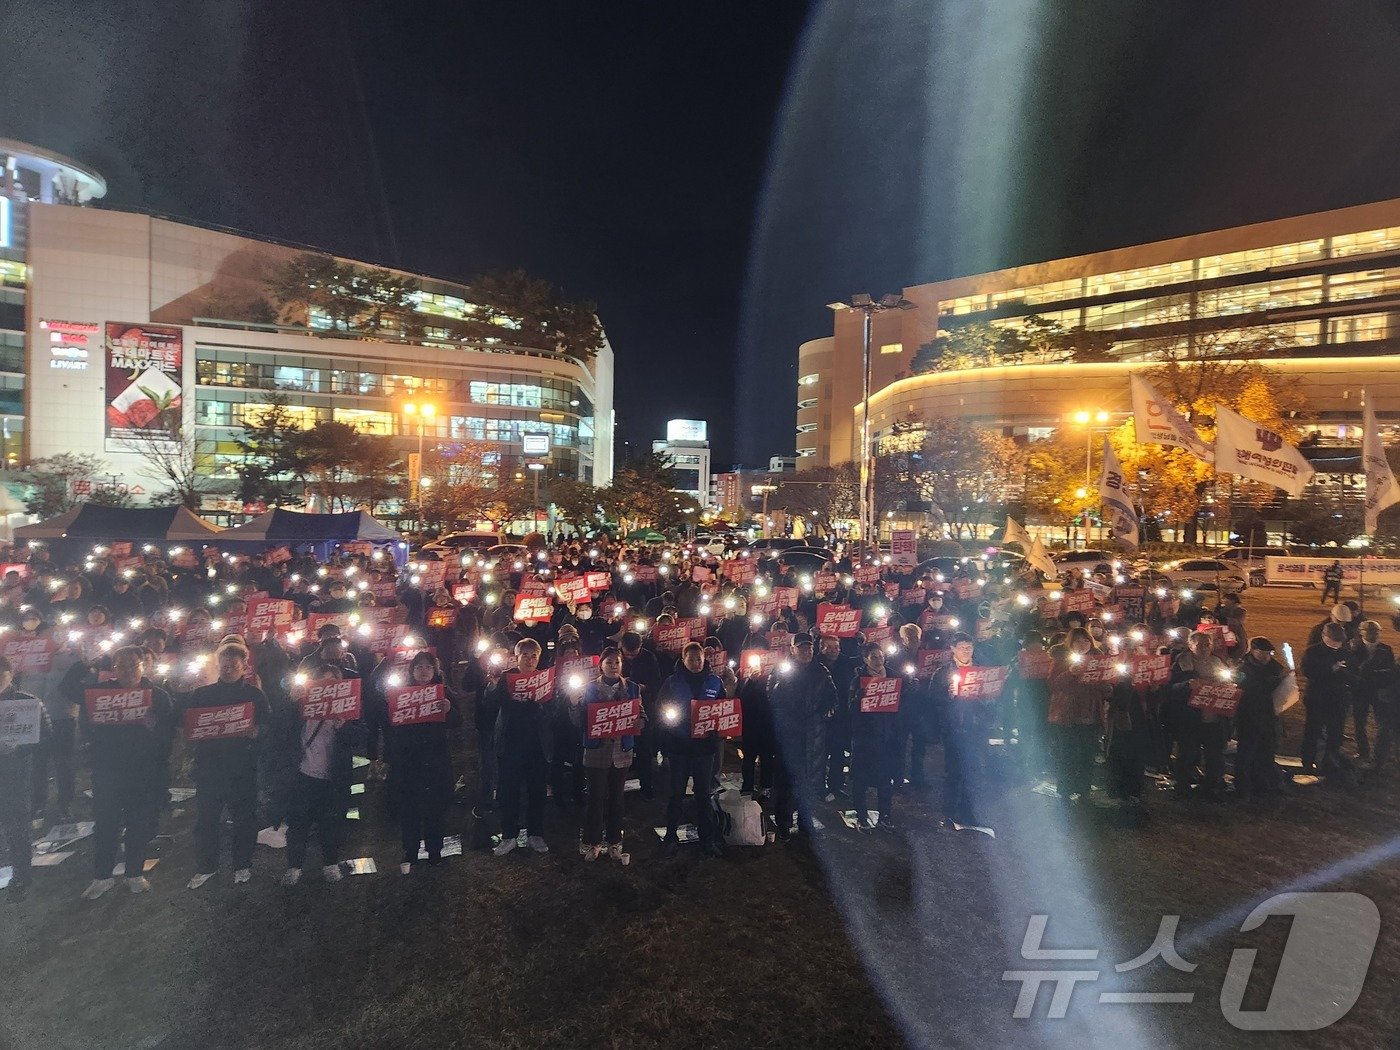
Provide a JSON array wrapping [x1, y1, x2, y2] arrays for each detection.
[[257, 824, 288, 849], [399, 862, 413, 875], [233, 868, 252, 885], [528, 835, 549, 854], [322, 864, 343, 884], [81, 878, 116, 901], [126, 876, 152, 894], [607, 843, 630, 866], [492, 837, 518, 857], [281, 868, 302, 887], [582, 844, 604, 862], [187, 872, 215, 890]]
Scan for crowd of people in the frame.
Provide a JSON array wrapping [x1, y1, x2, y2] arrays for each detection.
[[0, 533, 1388, 901]]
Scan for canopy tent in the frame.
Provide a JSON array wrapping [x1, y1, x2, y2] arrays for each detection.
[[623, 529, 668, 542], [216, 509, 407, 564], [14, 504, 222, 543]]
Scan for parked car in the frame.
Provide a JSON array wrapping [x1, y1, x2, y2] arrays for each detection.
[[1143, 558, 1248, 595], [1214, 545, 1290, 587], [421, 531, 504, 556], [1051, 549, 1116, 577], [777, 546, 836, 572]]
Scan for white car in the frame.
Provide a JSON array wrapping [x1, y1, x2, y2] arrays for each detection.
[[1144, 558, 1248, 596], [1214, 546, 1290, 587]]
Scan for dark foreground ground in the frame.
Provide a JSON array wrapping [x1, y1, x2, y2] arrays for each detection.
[[3, 587, 1399, 1049]]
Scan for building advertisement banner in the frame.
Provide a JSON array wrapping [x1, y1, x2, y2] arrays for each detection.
[[104, 323, 183, 452]]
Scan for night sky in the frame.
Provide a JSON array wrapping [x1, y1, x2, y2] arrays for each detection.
[[5, 2, 1400, 469]]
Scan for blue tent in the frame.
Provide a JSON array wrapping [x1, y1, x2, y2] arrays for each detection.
[[216, 509, 407, 565]]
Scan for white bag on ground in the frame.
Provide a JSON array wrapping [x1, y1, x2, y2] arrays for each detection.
[[717, 788, 765, 846]]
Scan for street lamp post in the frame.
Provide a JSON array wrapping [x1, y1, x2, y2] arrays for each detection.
[[829, 294, 916, 557], [528, 461, 544, 525], [751, 484, 776, 538], [1072, 409, 1110, 546], [403, 401, 436, 530]]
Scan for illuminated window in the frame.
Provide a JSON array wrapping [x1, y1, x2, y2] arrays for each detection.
[[798, 372, 820, 386], [1331, 228, 1400, 258], [795, 423, 818, 434], [797, 398, 818, 410], [879, 342, 904, 355], [0, 260, 26, 288], [1329, 314, 1389, 343], [336, 408, 394, 435]]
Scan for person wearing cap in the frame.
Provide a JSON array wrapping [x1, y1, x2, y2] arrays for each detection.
[[1301, 622, 1355, 776], [1234, 637, 1286, 798], [1307, 604, 1356, 649], [656, 640, 726, 856], [768, 632, 837, 841]]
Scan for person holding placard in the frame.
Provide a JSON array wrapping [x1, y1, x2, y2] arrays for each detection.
[[1047, 628, 1109, 805], [184, 642, 272, 889], [0, 655, 48, 899], [489, 638, 557, 856], [80, 646, 175, 899], [387, 652, 461, 874], [657, 641, 726, 856], [580, 647, 643, 864], [769, 633, 837, 842], [282, 661, 364, 886], [848, 643, 899, 830]]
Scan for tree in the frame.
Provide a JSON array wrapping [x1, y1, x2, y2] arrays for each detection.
[[481, 481, 536, 534], [235, 394, 312, 507], [772, 464, 859, 536], [881, 417, 1024, 538], [266, 253, 424, 337], [345, 434, 404, 513], [87, 484, 135, 508], [548, 477, 603, 533], [910, 317, 1117, 376], [468, 269, 605, 360], [601, 453, 681, 532], [21, 453, 109, 516], [418, 441, 508, 531], [118, 431, 212, 509]]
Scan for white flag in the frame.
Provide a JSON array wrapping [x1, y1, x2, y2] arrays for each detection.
[[1026, 537, 1058, 579], [1130, 374, 1214, 463], [1213, 404, 1314, 498], [1363, 394, 1399, 533], [1097, 439, 1139, 552], [1003, 516, 1032, 550]]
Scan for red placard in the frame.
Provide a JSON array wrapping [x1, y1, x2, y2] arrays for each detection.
[[863, 624, 893, 645], [1130, 653, 1173, 689], [1062, 590, 1097, 615], [767, 629, 792, 652], [452, 582, 476, 604], [507, 668, 556, 703], [633, 564, 659, 584], [900, 587, 926, 606], [773, 585, 798, 610], [859, 676, 902, 714], [854, 565, 881, 586], [723, 559, 756, 585], [950, 665, 1009, 701], [556, 654, 601, 689], [246, 598, 295, 634], [739, 648, 778, 679], [883, 581, 901, 601], [1189, 678, 1242, 716], [814, 571, 837, 592], [307, 611, 353, 636], [371, 578, 398, 601], [1073, 654, 1123, 685], [749, 594, 779, 620], [918, 648, 950, 679], [1113, 585, 1146, 620], [954, 579, 980, 600], [84, 686, 152, 726], [555, 576, 591, 605], [1017, 649, 1054, 680], [171, 549, 200, 569], [427, 606, 457, 629], [816, 603, 862, 638], [417, 562, 447, 590], [585, 570, 612, 592], [655, 621, 692, 653], [386, 683, 449, 726], [690, 565, 712, 584], [707, 648, 728, 672], [513, 594, 554, 623], [520, 577, 549, 595], [299, 678, 362, 721], [920, 610, 961, 633], [109, 541, 133, 557], [3, 636, 56, 674], [586, 698, 641, 739], [183, 702, 256, 740], [690, 697, 742, 738]]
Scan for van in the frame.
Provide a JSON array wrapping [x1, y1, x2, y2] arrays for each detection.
[[1216, 546, 1290, 586]]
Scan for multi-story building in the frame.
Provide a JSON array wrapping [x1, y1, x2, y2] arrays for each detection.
[[2, 139, 613, 514], [798, 197, 1400, 470], [652, 419, 710, 506]]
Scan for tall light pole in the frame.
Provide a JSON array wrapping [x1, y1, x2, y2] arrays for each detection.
[[403, 401, 436, 529], [1072, 409, 1110, 546], [829, 294, 916, 555], [752, 483, 776, 538]]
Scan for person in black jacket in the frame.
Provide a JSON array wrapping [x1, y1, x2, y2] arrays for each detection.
[[1301, 623, 1354, 775], [768, 633, 837, 840], [1349, 620, 1394, 763], [184, 642, 273, 889], [281, 661, 364, 886], [0, 655, 49, 899], [819, 633, 858, 800], [848, 643, 899, 830], [79, 646, 175, 899], [488, 638, 557, 856], [1234, 637, 1287, 798], [387, 652, 462, 873], [620, 631, 662, 799]]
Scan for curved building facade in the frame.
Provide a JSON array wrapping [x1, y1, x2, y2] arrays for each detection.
[[800, 196, 1400, 469]]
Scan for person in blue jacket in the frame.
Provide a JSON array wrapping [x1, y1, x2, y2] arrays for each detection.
[[580, 647, 644, 864], [656, 641, 725, 857]]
